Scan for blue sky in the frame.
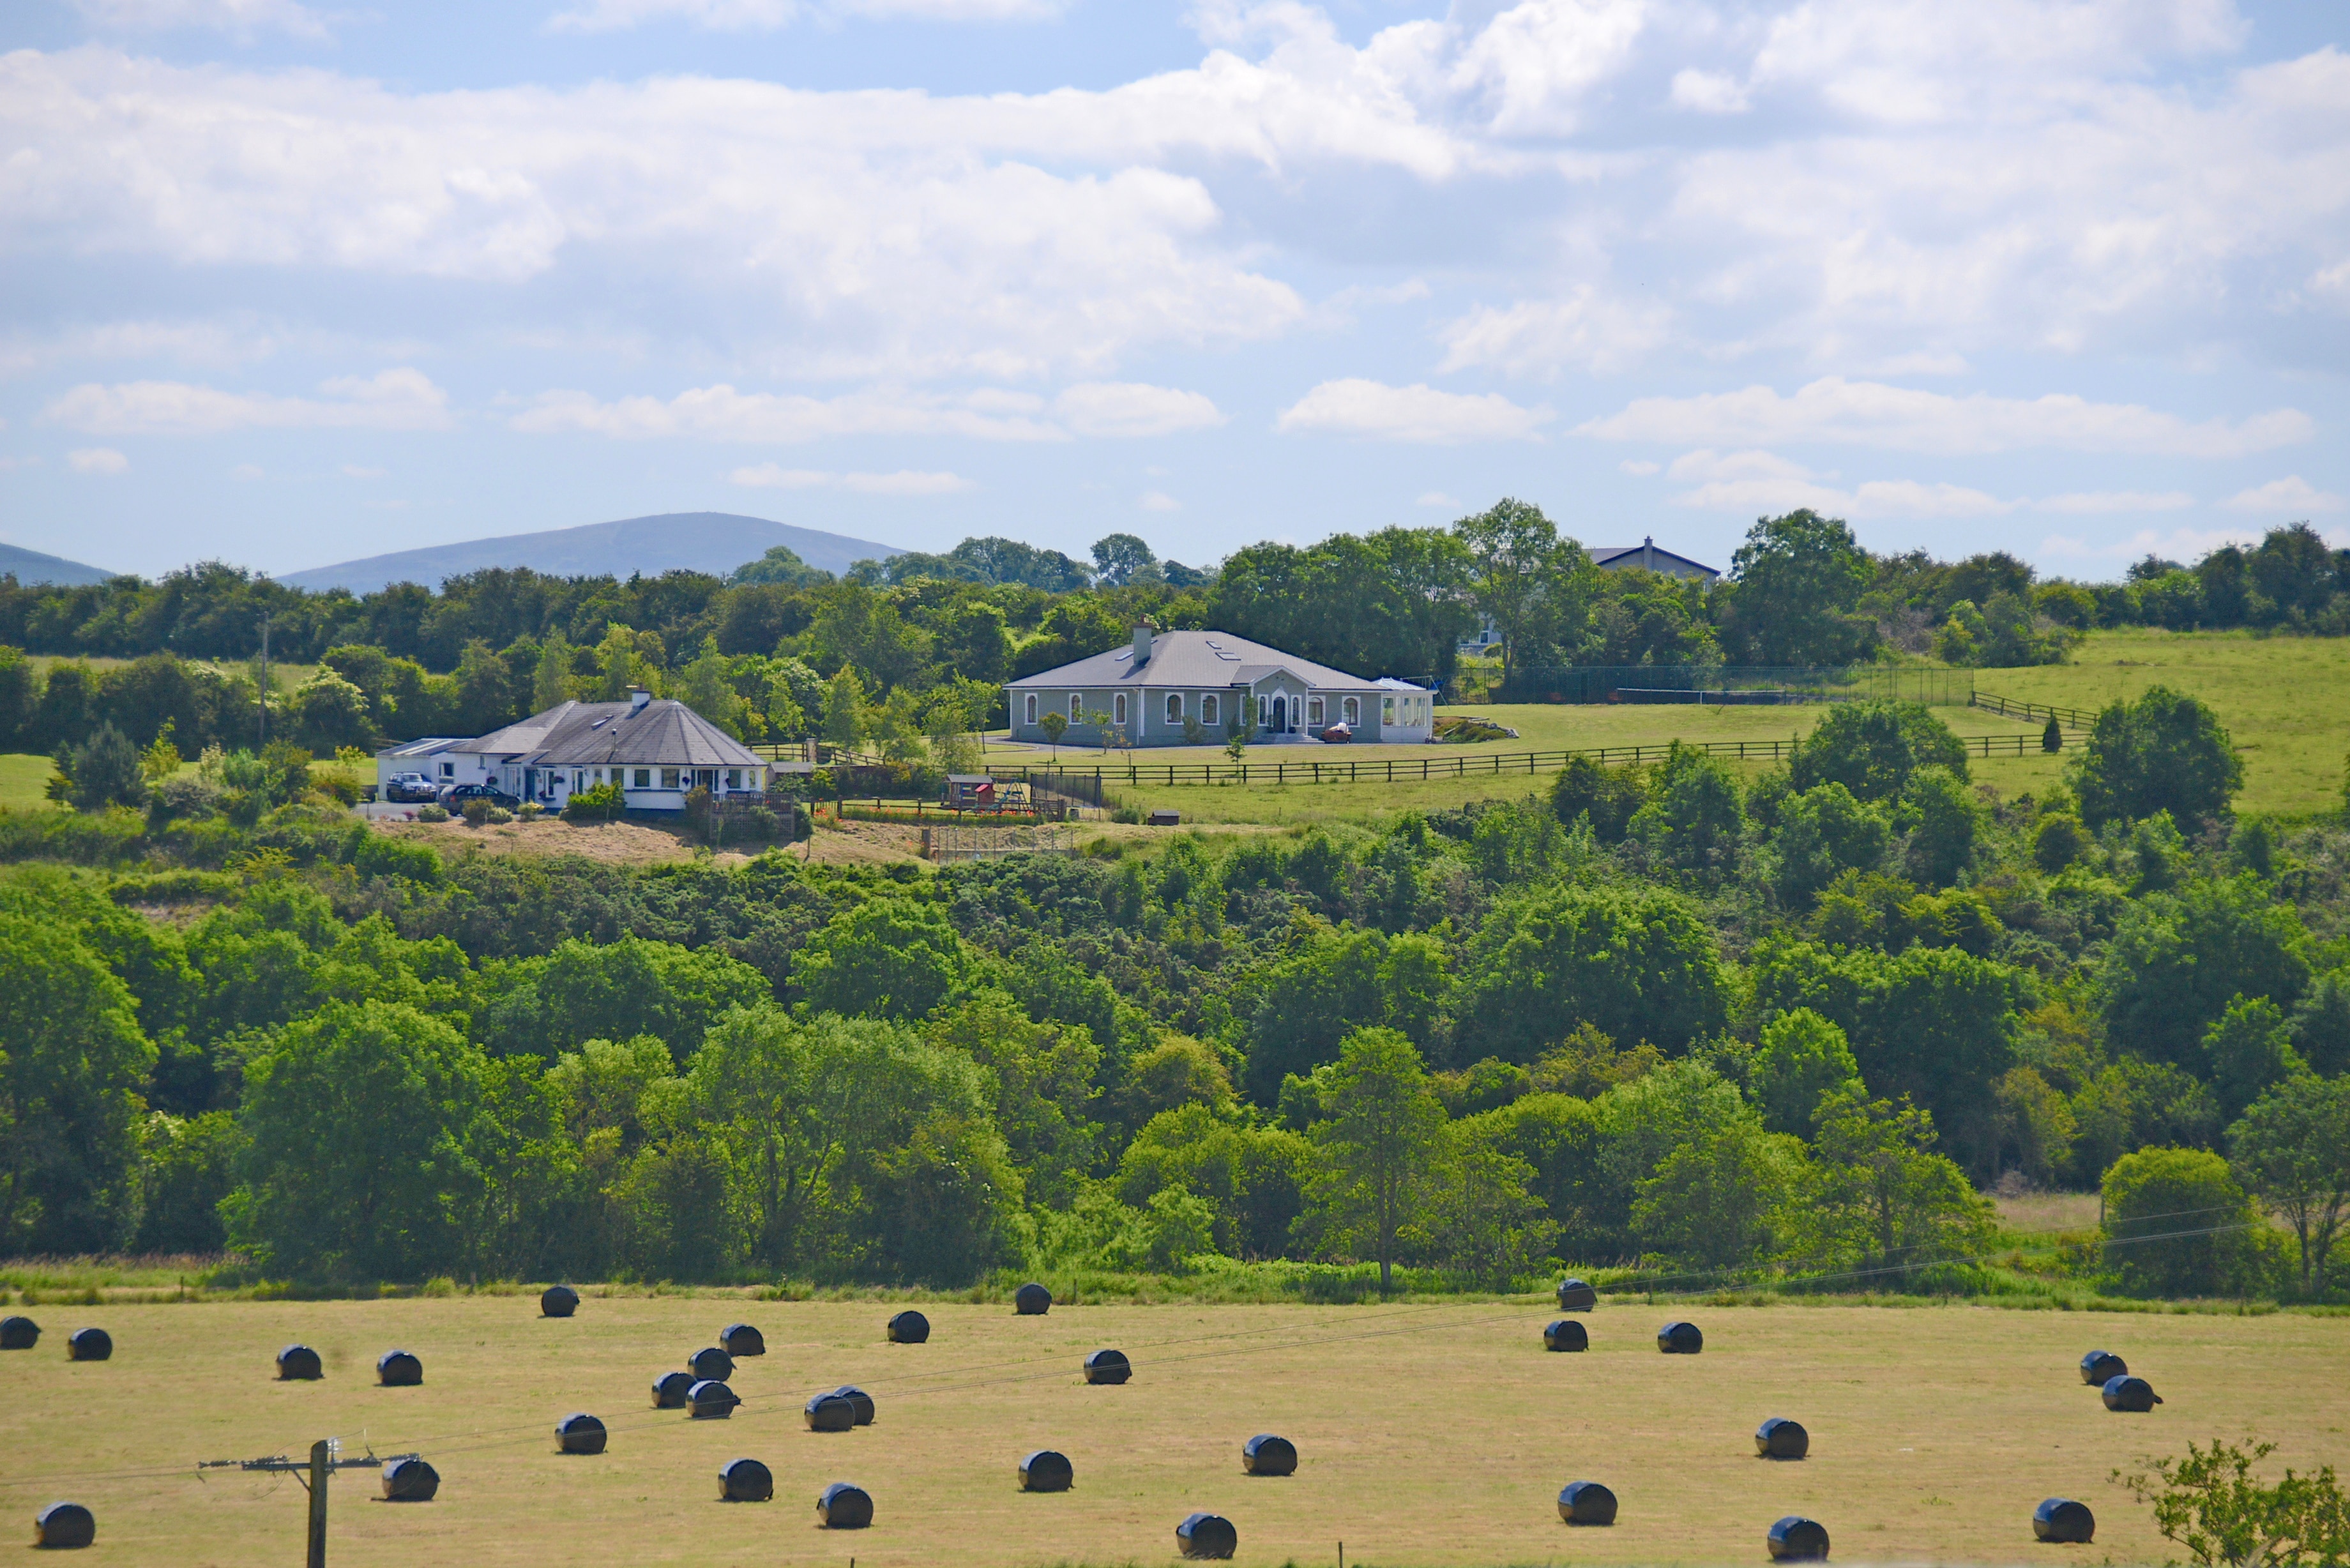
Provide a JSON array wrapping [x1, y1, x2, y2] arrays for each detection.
[[3, 0, 2346, 580]]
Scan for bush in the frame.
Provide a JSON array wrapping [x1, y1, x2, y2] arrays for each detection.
[[351, 831, 443, 886], [415, 804, 450, 822], [461, 798, 492, 827], [2102, 1145, 2267, 1297], [2033, 812, 2089, 873], [563, 782, 625, 824]]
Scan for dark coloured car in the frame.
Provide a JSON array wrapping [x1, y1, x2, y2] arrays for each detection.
[[437, 782, 518, 809]]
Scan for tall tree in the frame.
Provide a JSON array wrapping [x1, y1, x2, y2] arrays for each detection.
[[1301, 1027, 1446, 1293], [2229, 1073, 2350, 1295], [1453, 498, 1591, 691], [2072, 686, 2244, 827], [1719, 509, 1877, 665]]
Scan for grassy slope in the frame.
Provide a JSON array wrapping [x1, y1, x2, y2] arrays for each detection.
[[0, 753, 58, 810], [0, 1293, 2340, 1566]]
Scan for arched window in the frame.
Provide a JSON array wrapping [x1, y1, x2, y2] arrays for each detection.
[[1024, 693, 1038, 725], [1068, 694, 1082, 721], [1114, 693, 1128, 726], [1202, 694, 1218, 727], [1166, 693, 1183, 724], [1344, 696, 1360, 727]]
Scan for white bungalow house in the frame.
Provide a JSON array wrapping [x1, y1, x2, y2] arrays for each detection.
[[408, 688, 769, 812], [1006, 626, 1436, 749]]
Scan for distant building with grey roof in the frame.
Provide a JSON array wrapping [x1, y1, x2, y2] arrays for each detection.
[[1006, 626, 1434, 748], [411, 688, 770, 811], [1589, 537, 1720, 582]]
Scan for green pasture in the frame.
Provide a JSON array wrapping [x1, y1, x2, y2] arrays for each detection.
[[0, 754, 58, 812], [0, 1294, 2340, 1566]]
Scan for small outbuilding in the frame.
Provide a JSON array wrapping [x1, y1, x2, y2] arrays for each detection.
[[652, 1371, 695, 1409], [1657, 1321, 1703, 1355], [540, 1285, 580, 1319], [2101, 1375, 2161, 1412], [1768, 1516, 1830, 1561], [276, 1344, 322, 1382], [2078, 1350, 2125, 1385], [2033, 1498, 2095, 1543], [817, 1482, 873, 1529], [34, 1502, 95, 1549], [1558, 1481, 1618, 1525], [1242, 1435, 1297, 1477], [719, 1458, 773, 1502], [1083, 1348, 1132, 1385], [1, 1316, 39, 1350], [1755, 1418, 1808, 1459], [375, 1350, 423, 1387], [1019, 1450, 1074, 1492], [1014, 1283, 1053, 1316], [1176, 1512, 1238, 1559], [1557, 1278, 1597, 1312], [722, 1323, 765, 1357], [380, 1458, 439, 1503], [888, 1310, 930, 1344], [686, 1379, 738, 1419], [66, 1329, 112, 1362], [1543, 1320, 1589, 1352], [688, 1346, 735, 1382], [556, 1413, 607, 1455], [804, 1392, 857, 1432]]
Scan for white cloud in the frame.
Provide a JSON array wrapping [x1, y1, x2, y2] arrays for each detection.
[[342, 464, 387, 479], [1438, 285, 1673, 377], [1277, 379, 1552, 444], [73, 0, 327, 38], [231, 462, 264, 479], [1054, 382, 1226, 439], [547, 0, 1064, 27], [42, 370, 451, 436], [729, 464, 975, 495], [1664, 448, 2011, 518], [1579, 378, 2311, 457], [518, 386, 1063, 443], [1618, 459, 1660, 476], [1139, 490, 1182, 512], [1669, 69, 1749, 114], [2034, 490, 2194, 514], [2222, 476, 2347, 514], [1416, 490, 1463, 508], [2040, 525, 2264, 561], [69, 447, 130, 474]]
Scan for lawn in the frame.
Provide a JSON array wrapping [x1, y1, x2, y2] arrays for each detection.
[[0, 753, 58, 811], [0, 1293, 2340, 1566]]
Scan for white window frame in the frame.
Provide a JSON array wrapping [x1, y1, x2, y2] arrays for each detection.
[[1068, 693, 1083, 722], [1308, 696, 1324, 726], [1024, 693, 1038, 725], [633, 768, 651, 788], [1201, 693, 1218, 727], [1114, 692, 1128, 727], [1257, 694, 1269, 727], [1166, 693, 1183, 724], [662, 767, 679, 789], [1344, 696, 1360, 727]]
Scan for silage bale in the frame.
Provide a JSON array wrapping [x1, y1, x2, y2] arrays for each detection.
[[0, 1316, 38, 1351], [379, 1458, 439, 1503], [540, 1285, 579, 1319], [1755, 1418, 1808, 1459], [688, 1346, 735, 1382], [65, 1329, 111, 1363], [652, 1371, 694, 1409], [721, 1323, 765, 1357], [804, 1392, 857, 1432], [1557, 1481, 1618, 1525], [2079, 1350, 2126, 1385], [1014, 1283, 1052, 1316], [2101, 1375, 2161, 1412], [688, 1380, 738, 1419], [719, 1458, 773, 1502], [1543, 1319, 1588, 1352], [1176, 1512, 1238, 1559], [556, 1413, 607, 1455], [1768, 1516, 1830, 1560], [1083, 1348, 1131, 1385], [832, 1385, 876, 1425], [887, 1309, 930, 1344], [817, 1482, 873, 1528], [276, 1344, 322, 1382], [375, 1350, 422, 1387], [1557, 1278, 1597, 1311], [1242, 1435, 1296, 1477], [2033, 1498, 2095, 1543], [1019, 1450, 1074, 1492], [33, 1502, 95, 1549], [1657, 1321, 1703, 1355]]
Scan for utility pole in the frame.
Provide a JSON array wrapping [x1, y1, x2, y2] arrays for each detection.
[[200, 1438, 409, 1568]]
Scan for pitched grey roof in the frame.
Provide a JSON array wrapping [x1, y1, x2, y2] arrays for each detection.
[[454, 698, 762, 768], [1590, 538, 1721, 577], [1008, 629, 1421, 692]]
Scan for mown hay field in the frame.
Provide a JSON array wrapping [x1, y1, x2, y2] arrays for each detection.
[[3, 1295, 2344, 1565]]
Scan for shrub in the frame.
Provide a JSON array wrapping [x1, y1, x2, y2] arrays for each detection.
[[415, 804, 450, 822], [351, 831, 443, 886], [2101, 1146, 2265, 1297], [462, 798, 492, 827], [563, 782, 625, 824], [2033, 812, 2089, 873], [2072, 686, 2243, 827]]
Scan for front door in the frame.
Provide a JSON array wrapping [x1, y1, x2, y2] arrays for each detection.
[[522, 767, 538, 797], [1270, 695, 1285, 733]]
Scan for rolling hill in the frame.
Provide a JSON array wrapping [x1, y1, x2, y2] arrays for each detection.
[[0, 541, 117, 586], [276, 512, 902, 593]]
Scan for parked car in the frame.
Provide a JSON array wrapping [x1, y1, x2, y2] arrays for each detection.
[[437, 782, 519, 809], [384, 773, 440, 803]]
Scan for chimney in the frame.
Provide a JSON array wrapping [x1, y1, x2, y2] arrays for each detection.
[[628, 686, 651, 713], [1132, 621, 1155, 664]]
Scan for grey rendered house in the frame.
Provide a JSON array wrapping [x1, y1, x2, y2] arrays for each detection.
[[445, 688, 769, 811], [1006, 626, 1436, 748]]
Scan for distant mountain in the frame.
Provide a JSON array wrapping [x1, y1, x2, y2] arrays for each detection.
[[0, 541, 116, 586], [277, 512, 903, 594]]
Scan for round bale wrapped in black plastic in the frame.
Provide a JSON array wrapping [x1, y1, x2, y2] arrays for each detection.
[[817, 1482, 872, 1529], [2034, 1498, 2096, 1543], [1544, 1319, 1589, 1352], [1557, 1278, 1597, 1312], [1658, 1320, 1704, 1355], [34, 1501, 95, 1549], [2079, 1350, 2126, 1385], [1242, 1434, 1297, 1477], [1755, 1418, 1809, 1459], [721, 1323, 764, 1357], [380, 1458, 439, 1503], [1557, 1481, 1618, 1525], [556, 1413, 607, 1455], [376, 1350, 422, 1387], [1014, 1282, 1052, 1316], [66, 1329, 112, 1363], [2102, 1375, 2161, 1412], [687, 1379, 738, 1419], [719, 1458, 773, 1502], [688, 1346, 734, 1382], [833, 1385, 876, 1425], [804, 1392, 857, 1432], [652, 1371, 694, 1409], [887, 1309, 930, 1344], [1019, 1449, 1074, 1492], [540, 1285, 579, 1319], [1768, 1516, 1830, 1561], [1, 1316, 40, 1350], [276, 1344, 322, 1382], [1084, 1348, 1132, 1385], [1176, 1512, 1238, 1559]]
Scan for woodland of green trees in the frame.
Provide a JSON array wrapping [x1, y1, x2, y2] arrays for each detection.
[[4, 648, 2347, 1297]]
